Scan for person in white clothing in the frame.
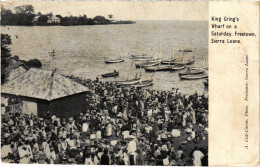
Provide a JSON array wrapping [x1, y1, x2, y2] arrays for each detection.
[[82, 121, 89, 132], [85, 154, 94, 165], [127, 137, 137, 155], [192, 147, 204, 166]]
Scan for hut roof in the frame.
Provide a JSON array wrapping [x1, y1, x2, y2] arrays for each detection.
[[3, 61, 29, 75], [1, 68, 88, 101]]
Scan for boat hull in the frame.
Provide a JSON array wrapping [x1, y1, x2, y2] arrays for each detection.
[[191, 66, 208, 70], [144, 66, 171, 72], [161, 59, 176, 65], [180, 75, 208, 80], [136, 62, 160, 68], [118, 78, 141, 85], [147, 58, 164, 63], [132, 58, 153, 61], [132, 80, 153, 88], [178, 70, 204, 76], [173, 60, 195, 65], [105, 59, 124, 64], [171, 65, 186, 71], [101, 72, 119, 78], [131, 54, 148, 58]]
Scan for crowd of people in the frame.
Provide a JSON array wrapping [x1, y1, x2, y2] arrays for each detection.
[[1, 76, 208, 166]]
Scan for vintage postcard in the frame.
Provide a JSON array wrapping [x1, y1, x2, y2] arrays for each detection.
[[0, 1, 259, 166]]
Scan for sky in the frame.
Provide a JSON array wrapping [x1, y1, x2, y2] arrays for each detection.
[[1, 1, 208, 21]]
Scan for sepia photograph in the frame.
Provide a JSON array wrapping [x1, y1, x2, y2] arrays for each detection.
[[1, 1, 209, 166]]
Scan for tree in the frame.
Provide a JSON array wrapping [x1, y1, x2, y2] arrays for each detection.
[[93, 16, 109, 24], [1, 34, 12, 68], [22, 59, 42, 68], [14, 5, 36, 25], [1, 34, 12, 83], [56, 14, 62, 20], [15, 5, 35, 14], [108, 14, 114, 19], [38, 15, 48, 23], [46, 12, 53, 18], [36, 12, 42, 16], [1, 7, 16, 25]]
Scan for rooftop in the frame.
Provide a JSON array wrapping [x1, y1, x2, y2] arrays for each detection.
[[1, 68, 88, 101]]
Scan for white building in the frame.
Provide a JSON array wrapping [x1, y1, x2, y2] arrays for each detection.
[[47, 16, 61, 23]]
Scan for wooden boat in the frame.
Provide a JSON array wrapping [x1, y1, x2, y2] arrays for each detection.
[[144, 65, 171, 72], [135, 62, 160, 68], [101, 71, 119, 78], [180, 74, 208, 80], [132, 57, 153, 61], [105, 59, 124, 64], [203, 79, 208, 87], [131, 46, 152, 59], [132, 79, 153, 88], [147, 58, 164, 63], [191, 65, 208, 70], [161, 59, 176, 65], [179, 49, 192, 52], [178, 69, 204, 76], [131, 54, 152, 59], [173, 60, 195, 65], [117, 77, 141, 85], [171, 65, 186, 71]]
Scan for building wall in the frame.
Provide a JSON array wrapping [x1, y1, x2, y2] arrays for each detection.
[[22, 99, 37, 115], [38, 92, 86, 119], [2, 92, 86, 119], [47, 19, 61, 23], [1, 94, 37, 115]]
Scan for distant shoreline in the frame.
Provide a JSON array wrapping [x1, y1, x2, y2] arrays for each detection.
[[1, 21, 136, 27]]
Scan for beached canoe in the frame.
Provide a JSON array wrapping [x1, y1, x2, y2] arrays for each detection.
[[135, 62, 160, 68], [132, 79, 153, 88], [105, 59, 124, 64], [132, 57, 153, 61], [147, 58, 164, 63], [101, 71, 119, 78], [178, 69, 204, 76], [180, 74, 208, 80], [179, 49, 192, 52], [173, 60, 195, 65], [170, 65, 186, 71], [191, 65, 208, 70], [161, 59, 176, 65], [144, 65, 171, 72], [131, 54, 152, 59], [117, 78, 141, 85]]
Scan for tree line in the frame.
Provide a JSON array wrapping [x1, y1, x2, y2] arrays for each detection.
[[1, 5, 132, 26]]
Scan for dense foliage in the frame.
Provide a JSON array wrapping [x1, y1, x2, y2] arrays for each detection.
[[1, 34, 12, 70], [1, 5, 36, 25], [1, 5, 134, 26]]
